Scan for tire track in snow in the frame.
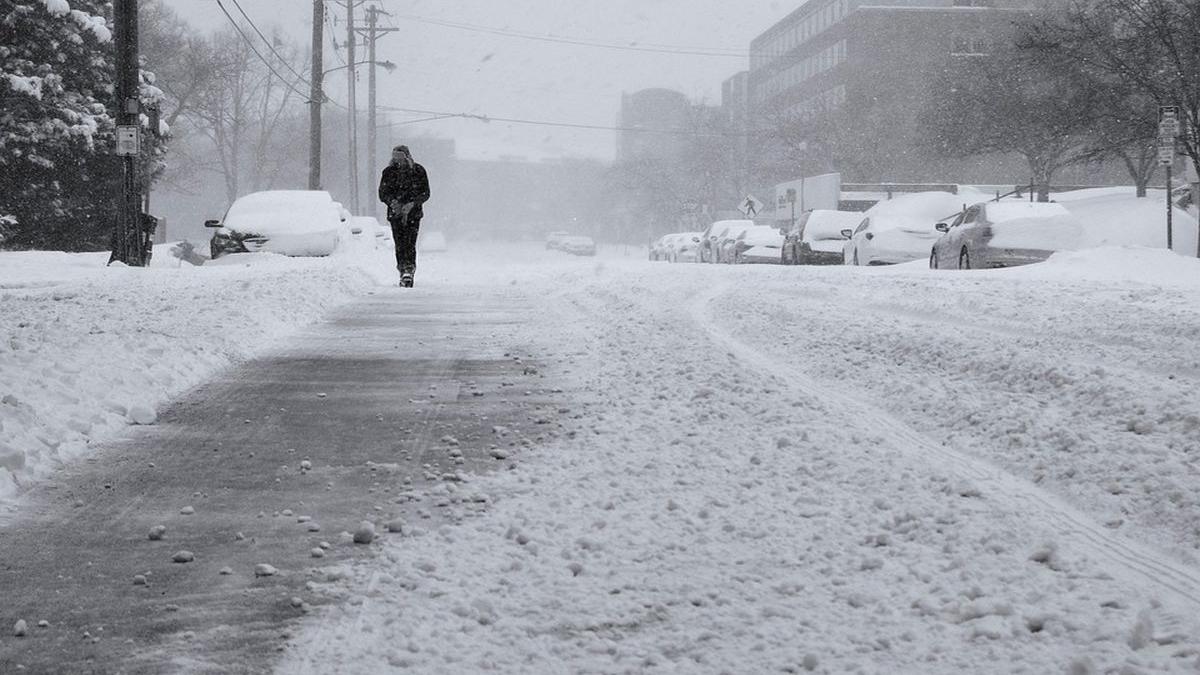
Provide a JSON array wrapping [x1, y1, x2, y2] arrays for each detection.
[[691, 284, 1200, 614]]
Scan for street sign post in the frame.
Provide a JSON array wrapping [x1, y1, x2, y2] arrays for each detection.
[[1159, 105, 1180, 250]]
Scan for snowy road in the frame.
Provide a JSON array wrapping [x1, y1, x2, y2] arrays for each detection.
[[280, 248, 1200, 674], [4, 245, 1200, 673]]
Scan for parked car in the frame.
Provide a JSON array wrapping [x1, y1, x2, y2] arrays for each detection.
[[350, 216, 390, 250], [671, 232, 702, 263], [930, 201, 1083, 269], [546, 231, 571, 250], [650, 234, 672, 261], [732, 225, 784, 264], [784, 210, 864, 265], [841, 192, 964, 266], [699, 220, 751, 263], [560, 235, 597, 256], [206, 190, 350, 259], [715, 221, 757, 263]]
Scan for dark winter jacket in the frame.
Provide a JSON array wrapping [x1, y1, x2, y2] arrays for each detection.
[[378, 162, 431, 223]]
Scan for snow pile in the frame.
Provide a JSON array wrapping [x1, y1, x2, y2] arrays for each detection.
[[282, 250, 1200, 673], [0, 246, 386, 507]]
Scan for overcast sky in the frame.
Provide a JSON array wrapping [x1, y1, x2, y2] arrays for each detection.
[[162, 0, 792, 162]]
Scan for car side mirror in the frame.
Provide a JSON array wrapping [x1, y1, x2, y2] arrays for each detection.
[[840, 229, 853, 239], [935, 223, 950, 233], [204, 219, 221, 228]]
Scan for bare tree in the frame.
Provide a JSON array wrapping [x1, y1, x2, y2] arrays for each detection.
[[185, 29, 309, 202], [1023, 0, 1200, 182], [920, 44, 1100, 201]]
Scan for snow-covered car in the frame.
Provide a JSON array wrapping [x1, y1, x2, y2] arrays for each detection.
[[560, 235, 596, 256], [841, 192, 964, 266], [671, 232, 702, 263], [732, 225, 784, 264], [206, 190, 350, 259], [419, 230, 448, 253], [546, 231, 571, 250], [650, 234, 672, 261], [350, 216, 390, 250], [930, 201, 1084, 269], [699, 219, 750, 263], [715, 221, 757, 263], [785, 210, 864, 265]]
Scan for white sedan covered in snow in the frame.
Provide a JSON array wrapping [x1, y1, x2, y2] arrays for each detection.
[[206, 190, 352, 259], [841, 192, 966, 266], [930, 201, 1084, 269]]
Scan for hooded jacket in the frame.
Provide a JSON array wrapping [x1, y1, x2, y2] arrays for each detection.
[[378, 160, 431, 222]]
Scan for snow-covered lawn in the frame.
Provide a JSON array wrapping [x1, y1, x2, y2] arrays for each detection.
[[0, 246, 388, 510], [281, 245, 1200, 674]]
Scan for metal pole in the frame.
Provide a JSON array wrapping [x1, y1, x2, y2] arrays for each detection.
[[367, 7, 378, 220], [308, 0, 323, 190], [111, 0, 144, 266], [1167, 163, 1174, 251], [346, 0, 359, 214]]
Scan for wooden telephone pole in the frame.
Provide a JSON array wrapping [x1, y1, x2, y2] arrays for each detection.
[[111, 0, 147, 266], [361, 6, 397, 220], [308, 0, 324, 190]]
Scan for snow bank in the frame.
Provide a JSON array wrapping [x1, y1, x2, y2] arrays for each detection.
[[0, 246, 386, 509]]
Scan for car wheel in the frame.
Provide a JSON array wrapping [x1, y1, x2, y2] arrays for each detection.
[[930, 250, 938, 270], [958, 247, 970, 270]]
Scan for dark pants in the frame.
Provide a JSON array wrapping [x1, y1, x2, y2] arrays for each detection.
[[390, 214, 421, 275]]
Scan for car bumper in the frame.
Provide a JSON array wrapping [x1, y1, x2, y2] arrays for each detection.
[[799, 247, 843, 265], [980, 246, 1055, 268]]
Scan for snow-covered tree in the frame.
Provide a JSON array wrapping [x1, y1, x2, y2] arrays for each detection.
[[0, 0, 167, 250]]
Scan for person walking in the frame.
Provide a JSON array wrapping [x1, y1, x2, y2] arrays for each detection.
[[378, 145, 431, 287]]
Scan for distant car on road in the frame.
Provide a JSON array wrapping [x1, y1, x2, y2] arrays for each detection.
[[560, 235, 596, 256], [546, 231, 571, 250], [784, 210, 864, 265], [671, 232, 702, 263], [650, 234, 672, 261], [206, 190, 351, 259], [930, 201, 1083, 269], [732, 225, 784, 264]]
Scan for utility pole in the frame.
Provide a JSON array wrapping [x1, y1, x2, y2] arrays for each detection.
[[362, 5, 397, 220], [345, 0, 360, 215], [308, 0, 324, 191], [111, 0, 146, 266]]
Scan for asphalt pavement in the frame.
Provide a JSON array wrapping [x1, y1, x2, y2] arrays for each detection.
[[0, 286, 558, 674]]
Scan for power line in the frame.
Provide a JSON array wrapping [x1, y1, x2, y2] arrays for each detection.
[[386, 13, 752, 58], [229, 0, 313, 88], [376, 104, 758, 138], [214, 0, 314, 102]]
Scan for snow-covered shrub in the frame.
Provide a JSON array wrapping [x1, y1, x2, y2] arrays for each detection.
[[0, 0, 168, 251]]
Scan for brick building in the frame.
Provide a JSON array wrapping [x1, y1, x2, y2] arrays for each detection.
[[742, 0, 1121, 185]]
